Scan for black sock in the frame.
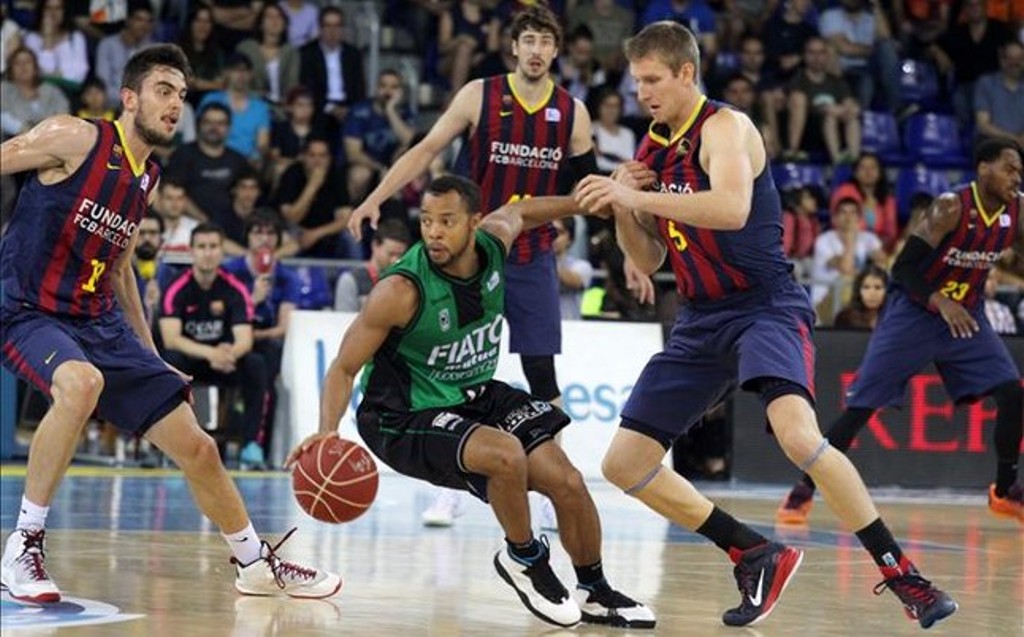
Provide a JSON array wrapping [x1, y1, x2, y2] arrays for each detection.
[[825, 407, 875, 453], [799, 473, 816, 490], [992, 382, 1022, 497], [574, 561, 605, 589], [855, 518, 906, 571], [695, 506, 767, 562], [995, 461, 1018, 497], [506, 537, 544, 566]]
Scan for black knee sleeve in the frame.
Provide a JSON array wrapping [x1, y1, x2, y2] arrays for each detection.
[[752, 376, 813, 408], [992, 382, 1023, 464], [520, 355, 559, 401], [824, 407, 874, 453]]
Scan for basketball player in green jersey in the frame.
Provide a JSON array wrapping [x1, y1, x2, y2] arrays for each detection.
[[286, 175, 655, 629]]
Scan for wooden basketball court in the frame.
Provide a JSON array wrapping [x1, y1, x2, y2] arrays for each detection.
[[1, 466, 1020, 636]]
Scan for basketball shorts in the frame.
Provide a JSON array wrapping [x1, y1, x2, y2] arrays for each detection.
[[0, 306, 190, 434], [621, 279, 817, 446], [356, 380, 570, 501], [846, 290, 1021, 409], [504, 251, 561, 356]]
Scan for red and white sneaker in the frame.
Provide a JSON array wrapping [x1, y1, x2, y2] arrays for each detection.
[[1, 528, 61, 603], [233, 528, 342, 599]]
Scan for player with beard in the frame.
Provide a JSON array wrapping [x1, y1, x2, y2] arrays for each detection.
[[0, 44, 340, 603]]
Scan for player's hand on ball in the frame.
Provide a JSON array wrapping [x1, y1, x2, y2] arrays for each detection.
[[285, 430, 340, 469]]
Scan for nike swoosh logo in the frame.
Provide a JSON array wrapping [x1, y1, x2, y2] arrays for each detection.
[[749, 569, 765, 606], [44, 351, 57, 365], [499, 110, 512, 117], [106, 162, 120, 171]]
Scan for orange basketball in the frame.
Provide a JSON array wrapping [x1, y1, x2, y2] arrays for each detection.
[[292, 437, 379, 523]]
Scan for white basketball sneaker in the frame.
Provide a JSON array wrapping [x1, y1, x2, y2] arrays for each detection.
[[1, 528, 61, 603], [233, 528, 342, 599], [422, 489, 465, 527], [493, 537, 581, 627]]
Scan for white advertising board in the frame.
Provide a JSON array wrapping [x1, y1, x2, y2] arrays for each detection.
[[276, 311, 663, 478]]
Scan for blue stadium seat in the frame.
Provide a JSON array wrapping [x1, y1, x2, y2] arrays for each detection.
[[860, 111, 908, 166], [903, 113, 971, 169], [898, 59, 940, 109], [896, 166, 950, 223], [294, 266, 333, 310], [771, 162, 827, 191]]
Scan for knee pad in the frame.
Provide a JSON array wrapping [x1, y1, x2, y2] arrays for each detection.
[[520, 355, 559, 401]]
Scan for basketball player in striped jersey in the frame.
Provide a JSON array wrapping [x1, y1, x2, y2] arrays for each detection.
[[0, 45, 339, 603], [348, 5, 641, 529], [778, 138, 1024, 524], [574, 22, 956, 629]]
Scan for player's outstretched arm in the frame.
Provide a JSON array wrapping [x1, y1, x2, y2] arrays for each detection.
[[348, 82, 481, 240], [0, 115, 96, 177], [285, 276, 419, 467], [481, 196, 581, 253]]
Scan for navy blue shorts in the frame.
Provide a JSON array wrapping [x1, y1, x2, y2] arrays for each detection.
[[504, 251, 560, 356], [621, 280, 817, 444], [0, 307, 189, 434], [846, 290, 1021, 409]]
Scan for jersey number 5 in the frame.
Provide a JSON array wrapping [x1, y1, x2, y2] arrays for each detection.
[[939, 280, 969, 302], [667, 221, 688, 252], [81, 259, 106, 293]]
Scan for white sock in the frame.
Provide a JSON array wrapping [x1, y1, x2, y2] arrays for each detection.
[[16, 496, 48, 531], [223, 522, 262, 566]]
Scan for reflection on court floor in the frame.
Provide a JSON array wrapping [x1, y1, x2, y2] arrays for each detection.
[[1, 468, 1020, 636]]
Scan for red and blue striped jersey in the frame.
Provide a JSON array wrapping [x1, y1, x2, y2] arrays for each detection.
[[635, 97, 792, 303], [917, 182, 1020, 312], [456, 74, 575, 264], [0, 120, 160, 316]]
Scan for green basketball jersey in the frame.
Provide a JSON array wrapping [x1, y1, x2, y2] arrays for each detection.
[[360, 230, 507, 413]]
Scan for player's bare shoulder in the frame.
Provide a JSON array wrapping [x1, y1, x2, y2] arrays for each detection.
[[451, 79, 487, 129], [700, 108, 761, 164], [1, 115, 98, 180], [365, 274, 421, 329]]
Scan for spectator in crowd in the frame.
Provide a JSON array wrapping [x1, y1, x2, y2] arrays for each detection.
[[164, 103, 251, 223], [159, 224, 269, 471], [274, 137, 354, 259], [437, 0, 500, 94], [984, 269, 1020, 335], [0, 47, 69, 139], [722, 73, 779, 158], [75, 77, 115, 121], [333, 218, 411, 312], [298, 7, 366, 132], [207, 0, 259, 52], [985, 0, 1024, 29], [23, 0, 87, 92], [553, 216, 593, 320], [894, 0, 951, 58], [781, 185, 823, 277], [819, 0, 900, 112], [590, 85, 636, 174], [763, 0, 819, 85], [178, 5, 225, 106], [0, 5, 21, 77], [833, 263, 888, 329], [974, 41, 1024, 145], [721, 0, 780, 51], [567, 0, 635, 78], [830, 152, 898, 250], [343, 69, 416, 203], [236, 3, 300, 109], [95, 3, 154, 107], [930, 0, 1016, 125], [785, 36, 861, 164], [279, 0, 319, 48], [219, 168, 266, 256], [640, 0, 718, 69], [223, 211, 302, 458], [269, 86, 326, 182], [133, 211, 165, 325], [471, 21, 516, 80], [811, 197, 886, 317], [155, 179, 199, 254], [555, 24, 606, 103], [199, 53, 272, 164]]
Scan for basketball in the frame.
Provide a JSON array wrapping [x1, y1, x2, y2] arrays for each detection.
[[292, 437, 379, 523]]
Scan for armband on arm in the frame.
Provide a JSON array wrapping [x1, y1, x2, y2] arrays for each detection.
[[891, 235, 937, 303]]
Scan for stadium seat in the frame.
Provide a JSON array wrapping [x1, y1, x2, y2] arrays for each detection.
[[895, 165, 950, 222], [771, 162, 827, 192], [898, 59, 941, 109], [860, 111, 908, 166], [294, 266, 333, 310], [903, 113, 971, 169]]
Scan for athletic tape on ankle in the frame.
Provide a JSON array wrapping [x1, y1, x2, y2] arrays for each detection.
[[799, 438, 830, 473], [624, 465, 662, 495]]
